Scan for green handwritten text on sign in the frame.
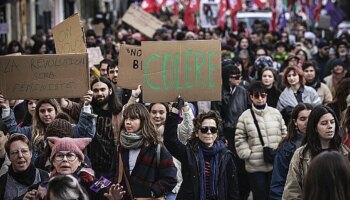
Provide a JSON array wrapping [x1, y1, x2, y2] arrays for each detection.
[[142, 40, 221, 103]]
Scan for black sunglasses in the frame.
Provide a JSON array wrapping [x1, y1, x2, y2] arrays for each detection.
[[200, 126, 218, 134], [229, 75, 241, 80], [253, 93, 267, 99]]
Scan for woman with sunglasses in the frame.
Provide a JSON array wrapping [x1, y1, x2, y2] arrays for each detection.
[[235, 81, 287, 200], [164, 101, 239, 200]]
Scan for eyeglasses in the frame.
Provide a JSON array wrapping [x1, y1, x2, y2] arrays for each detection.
[[253, 93, 267, 99], [9, 148, 30, 157], [54, 152, 77, 162], [229, 75, 241, 80], [200, 126, 218, 134]]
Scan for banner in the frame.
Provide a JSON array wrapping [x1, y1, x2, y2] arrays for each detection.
[[0, 53, 89, 99], [142, 40, 221, 103], [122, 4, 163, 38], [52, 14, 86, 54], [118, 44, 143, 90], [199, 0, 220, 28]]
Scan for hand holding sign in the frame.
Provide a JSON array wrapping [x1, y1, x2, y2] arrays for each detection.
[[0, 93, 10, 109], [83, 90, 93, 106], [131, 85, 142, 98]]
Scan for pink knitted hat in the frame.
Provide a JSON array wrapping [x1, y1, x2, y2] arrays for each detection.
[[48, 137, 91, 161]]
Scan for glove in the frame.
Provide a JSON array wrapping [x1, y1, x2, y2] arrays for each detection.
[[172, 97, 184, 111]]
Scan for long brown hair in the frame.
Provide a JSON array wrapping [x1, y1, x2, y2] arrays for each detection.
[[122, 103, 161, 146], [32, 99, 62, 150], [303, 151, 350, 200], [278, 103, 313, 147]]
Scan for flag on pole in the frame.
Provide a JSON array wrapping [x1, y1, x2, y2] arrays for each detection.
[[325, 0, 345, 28], [254, 0, 267, 9], [228, 0, 243, 31], [141, 0, 166, 13], [184, 0, 199, 31]]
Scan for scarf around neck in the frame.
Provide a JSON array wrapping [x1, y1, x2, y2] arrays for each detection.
[[198, 140, 225, 200], [120, 129, 144, 149], [8, 163, 37, 186]]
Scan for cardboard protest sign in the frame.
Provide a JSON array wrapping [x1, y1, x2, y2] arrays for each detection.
[[52, 14, 86, 54], [318, 15, 331, 30], [87, 47, 104, 67], [0, 53, 89, 99], [122, 4, 163, 38], [118, 44, 143, 90], [92, 23, 105, 37], [200, 0, 220, 28], [142, 40, 221, 103]]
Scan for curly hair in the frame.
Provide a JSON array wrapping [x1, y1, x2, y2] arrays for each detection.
[[189, 110, 222, 142]]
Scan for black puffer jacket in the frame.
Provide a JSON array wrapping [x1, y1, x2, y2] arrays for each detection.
[[164, 113, 239, 200]]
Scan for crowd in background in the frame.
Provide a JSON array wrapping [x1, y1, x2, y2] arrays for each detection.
[[0, 2, 350, 200]]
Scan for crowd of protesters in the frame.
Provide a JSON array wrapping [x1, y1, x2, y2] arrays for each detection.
[[1, 3, 350, 200]]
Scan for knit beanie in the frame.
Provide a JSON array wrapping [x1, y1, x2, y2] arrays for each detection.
[[45, 113, 72, 138], [48, 137, 91, 161]]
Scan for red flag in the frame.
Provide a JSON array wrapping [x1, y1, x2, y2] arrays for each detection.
[[270, 0, 277, 32], [184, 0, 199, 31], [228, 0, 243, 31], [141, 0, 166, 13], [254, 0, 267, 9], [218, 0, 227, 30]]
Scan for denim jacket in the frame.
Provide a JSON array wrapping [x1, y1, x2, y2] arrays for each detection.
[[269, 133, 303, 200], [2, 108, 96, 160]]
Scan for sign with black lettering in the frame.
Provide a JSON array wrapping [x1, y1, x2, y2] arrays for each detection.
[[122, 5, 163, 38], [118, 44, 143, 90], [52, 13, 86, 54], [0, 53, 89, 99], [142, 40, 221, 103]]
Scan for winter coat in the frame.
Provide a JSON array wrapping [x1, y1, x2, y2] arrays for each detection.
[[282, 144, 350, 200], [277, 85, 321, 112], [2, 109, 96, 160], [116, 144, 177, 199], [317, 82, 333, 104], [211, 85, 250, 130], [269, 133, 303, 200], [164, 113, 239, 200], [2, 108, 96, 141], [0, 155, 10, 177], [235, 105, 287, 173], [0, 168, 49, 200]]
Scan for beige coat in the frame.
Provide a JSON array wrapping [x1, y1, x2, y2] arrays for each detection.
[[282, 144, 350, 200], [235, 106, 287, 173], [317, 82, 333, 104]]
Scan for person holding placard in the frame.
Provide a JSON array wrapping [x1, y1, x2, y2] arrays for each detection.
[[164, 101, 239, 200], [0, 92, 96, 161], [59, 77, 141, 180], [116, 103, 177, 199]]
